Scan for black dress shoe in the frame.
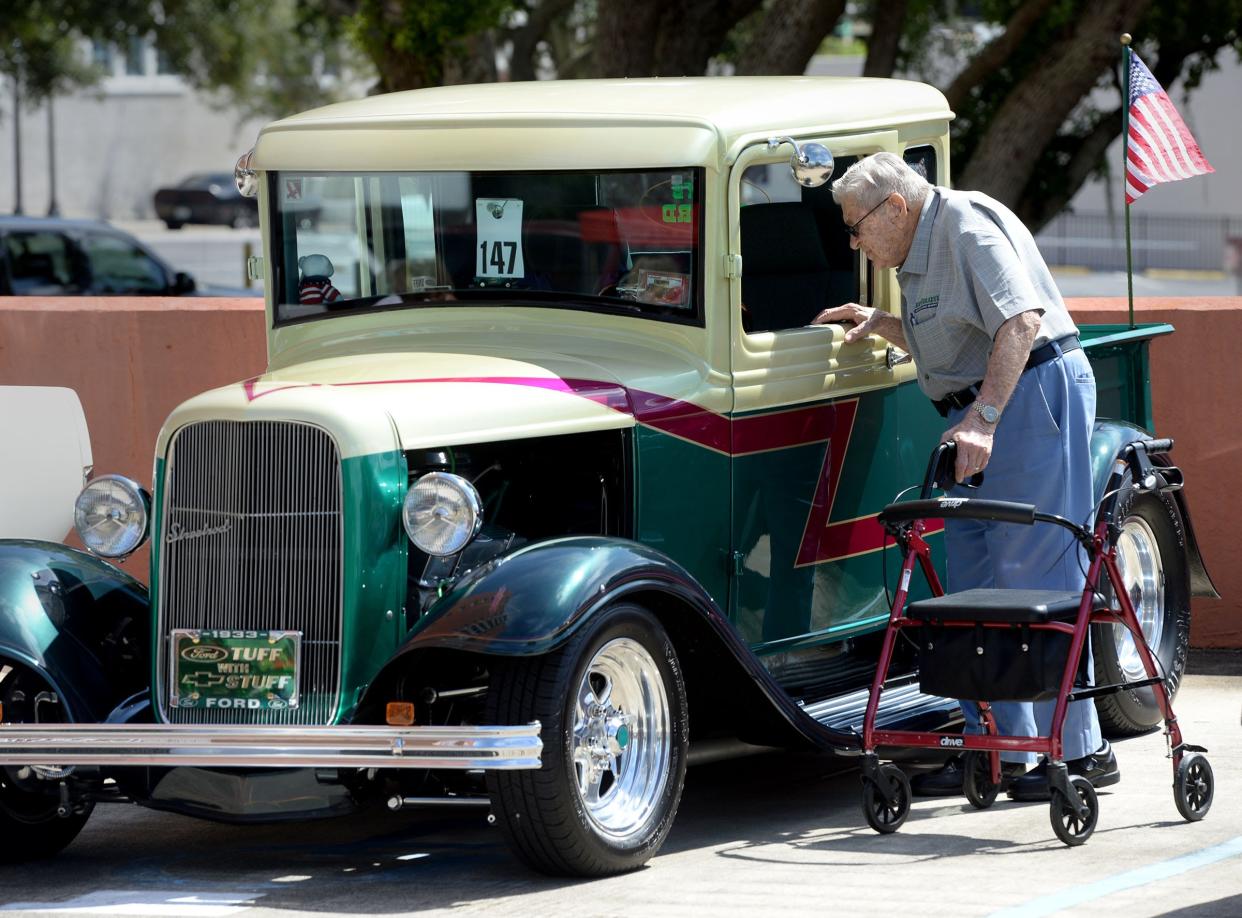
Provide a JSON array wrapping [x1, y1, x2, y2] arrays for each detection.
[[1007, 742, 1121, 801], [911, 755, 1028, 797], [911, 755, 965, 797]]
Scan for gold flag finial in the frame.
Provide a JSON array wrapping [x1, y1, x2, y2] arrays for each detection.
[[1121, 33, 1132, 46]]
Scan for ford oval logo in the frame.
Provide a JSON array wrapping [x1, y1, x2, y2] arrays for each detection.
[[181, 645, 228, 663]]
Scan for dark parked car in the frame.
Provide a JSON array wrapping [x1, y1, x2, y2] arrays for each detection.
[[153, 172, 258, 230], [0, 216, 201, 296]]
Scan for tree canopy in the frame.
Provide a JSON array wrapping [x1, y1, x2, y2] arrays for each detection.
[[4, 0, 1239, 227]]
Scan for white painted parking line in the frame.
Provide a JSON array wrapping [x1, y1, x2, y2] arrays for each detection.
[[989, 835, 1242, 918], [0, 890, 264, 916]]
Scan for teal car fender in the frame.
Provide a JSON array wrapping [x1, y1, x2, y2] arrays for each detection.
[[0, 540, 150, 721], [398, 536, 712, 656], [1091, 420, 1218, 598], [360, 536, 860, 752]]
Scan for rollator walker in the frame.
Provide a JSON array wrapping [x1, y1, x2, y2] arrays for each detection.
[[858, 438, 1214, 845]]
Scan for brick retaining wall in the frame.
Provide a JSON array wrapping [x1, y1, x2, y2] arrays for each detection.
[[1, 295, 1236, 646]]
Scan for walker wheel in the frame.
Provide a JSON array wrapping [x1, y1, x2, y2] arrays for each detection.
[[963, 751, 1000, 809], [1050, 775, 1097, 846], [861, 764, 911, 834], [1174, 753, 1214, 822]]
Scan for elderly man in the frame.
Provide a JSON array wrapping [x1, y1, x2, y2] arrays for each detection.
[[813, 152, 1118, 800]]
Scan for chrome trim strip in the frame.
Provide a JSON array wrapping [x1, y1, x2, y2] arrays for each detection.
[[0, 723, 542, 770]]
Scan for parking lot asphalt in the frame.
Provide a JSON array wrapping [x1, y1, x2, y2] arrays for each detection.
[[1, 652, 1239, 918]]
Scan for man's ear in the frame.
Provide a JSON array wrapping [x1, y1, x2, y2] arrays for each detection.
[[889, 192, 908, 215]]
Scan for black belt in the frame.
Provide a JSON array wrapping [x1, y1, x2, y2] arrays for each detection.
[[931, 334, 1081, 417]]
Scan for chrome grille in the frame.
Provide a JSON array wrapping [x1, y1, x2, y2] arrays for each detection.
[[158, 420, 343, 725]]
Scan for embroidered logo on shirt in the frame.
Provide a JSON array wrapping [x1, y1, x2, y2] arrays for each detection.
[[912, 295, 939, 316]]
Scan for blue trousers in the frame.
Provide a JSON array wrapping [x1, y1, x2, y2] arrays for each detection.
[[945, 346, 1102, 764]]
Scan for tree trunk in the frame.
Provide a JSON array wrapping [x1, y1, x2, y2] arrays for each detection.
[[861, 0, 906, 78], [508, 0, 578, 82], [943, 0, 1058, 111], [591, 0, 665, 76], [733, 0, 847, 75], [958, 0, 1152, 208], [592, 0, 762, 77], [441, 32, 499, 86], [1016, 109, 1122, 230]]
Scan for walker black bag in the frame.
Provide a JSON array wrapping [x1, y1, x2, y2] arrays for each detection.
[[916, 623, 1085, 702]]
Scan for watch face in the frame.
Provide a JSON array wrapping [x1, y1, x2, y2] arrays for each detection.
[[978, 403, 999, 423]]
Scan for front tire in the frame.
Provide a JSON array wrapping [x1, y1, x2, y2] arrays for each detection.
[[0, 664, 93, 862], [485, 603, 688, 876], [1093, 477, 1191, 736]]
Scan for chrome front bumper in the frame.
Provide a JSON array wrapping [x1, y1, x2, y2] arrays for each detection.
[[0, 722, 542, 770]]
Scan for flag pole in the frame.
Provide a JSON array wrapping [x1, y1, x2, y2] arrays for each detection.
[[1121, 33, 1135, 329]]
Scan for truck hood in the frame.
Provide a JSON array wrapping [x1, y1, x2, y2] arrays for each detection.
[[158, 349, 665, 460]]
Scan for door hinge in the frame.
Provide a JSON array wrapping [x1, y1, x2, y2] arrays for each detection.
[[247, 255, 265, 282], [724, 253, 742, 279], [729, 549, 745, 577]]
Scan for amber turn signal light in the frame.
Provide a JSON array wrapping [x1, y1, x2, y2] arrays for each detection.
[[386, 701, 415, 726]]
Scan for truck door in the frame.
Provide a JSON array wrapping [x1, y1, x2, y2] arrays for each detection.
[[726, 131, 918, 652]]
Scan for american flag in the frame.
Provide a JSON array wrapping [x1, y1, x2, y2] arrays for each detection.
[[1125, 51, 1214, 204]]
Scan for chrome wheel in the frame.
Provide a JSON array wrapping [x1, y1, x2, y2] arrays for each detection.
[[571, 637, 671, 841], [1112, 515, 1165, 681], [1093, 479, 1190, 737], [486, 602, 687, 876]]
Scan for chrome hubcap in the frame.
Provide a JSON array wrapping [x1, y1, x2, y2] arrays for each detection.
[[571, 637, 670, 841], [1112, 515, 1165, 680]]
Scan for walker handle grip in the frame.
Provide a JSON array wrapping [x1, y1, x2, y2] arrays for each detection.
[[878, 498, 1037, 527]]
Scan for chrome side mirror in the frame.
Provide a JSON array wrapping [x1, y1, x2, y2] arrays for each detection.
[[767, 136, 834, 188], [234, 147, 258, 198]]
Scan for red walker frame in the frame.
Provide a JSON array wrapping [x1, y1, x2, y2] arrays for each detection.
[[858, 439, 1212, 844]]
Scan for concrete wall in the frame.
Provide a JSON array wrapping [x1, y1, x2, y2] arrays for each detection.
[[0, 295, 1237, 646]]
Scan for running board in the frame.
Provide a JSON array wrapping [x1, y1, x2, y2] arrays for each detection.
[[801, 678, 959, 734]]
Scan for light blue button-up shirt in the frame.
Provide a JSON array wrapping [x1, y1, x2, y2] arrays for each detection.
[[897, 187, 1078, 400]]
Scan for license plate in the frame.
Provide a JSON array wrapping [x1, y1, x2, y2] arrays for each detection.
[[170, 629, 301, 710]]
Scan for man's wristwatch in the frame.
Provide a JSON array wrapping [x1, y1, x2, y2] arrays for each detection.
[[973, 402, 1000, 425]]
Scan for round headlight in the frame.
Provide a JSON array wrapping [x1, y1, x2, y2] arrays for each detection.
[[234, 148, 258, 198], [402, 472, 482, 557], [74, 475, 151, 558]]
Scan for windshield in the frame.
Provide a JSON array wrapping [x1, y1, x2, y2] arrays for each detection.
[[271, 168, 704, 325]]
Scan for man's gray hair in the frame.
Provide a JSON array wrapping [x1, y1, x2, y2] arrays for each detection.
[[832, 151, 932, 210]]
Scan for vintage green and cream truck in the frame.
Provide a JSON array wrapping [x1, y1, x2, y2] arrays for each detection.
[[0, 77, 1215, 876]]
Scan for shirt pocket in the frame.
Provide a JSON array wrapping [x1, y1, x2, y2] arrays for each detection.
[[908, 309, 958, 372], [909, 301, 939, 327]]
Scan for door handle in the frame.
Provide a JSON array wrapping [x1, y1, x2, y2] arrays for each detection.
[[886, 346, 912, 370]]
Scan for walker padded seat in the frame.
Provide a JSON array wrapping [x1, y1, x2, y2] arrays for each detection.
[[906, 588, 1096, 624]]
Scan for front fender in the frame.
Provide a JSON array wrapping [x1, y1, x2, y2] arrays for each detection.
[[1091, 421, 1218, 599], [0, 540, 150, 721], [362, 536, 861, 753], [403, 536, 715, 656]]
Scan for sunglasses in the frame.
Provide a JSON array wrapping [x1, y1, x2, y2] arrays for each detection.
[[845, 197, 888, 238]]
